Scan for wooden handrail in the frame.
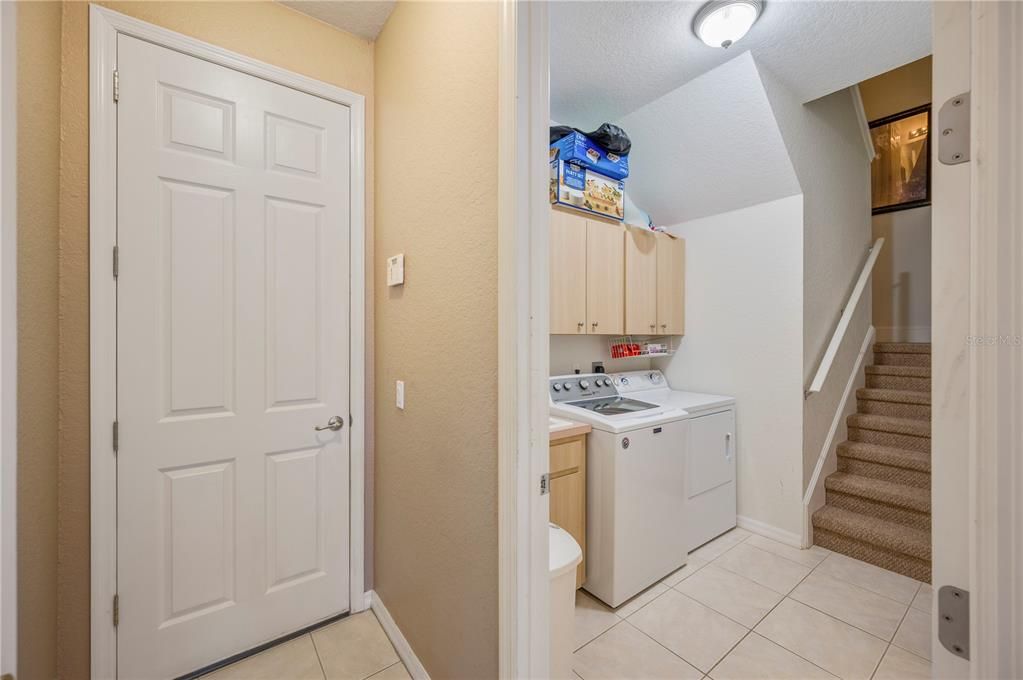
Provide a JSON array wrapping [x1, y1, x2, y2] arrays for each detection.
[[806, 237, 885, 396]]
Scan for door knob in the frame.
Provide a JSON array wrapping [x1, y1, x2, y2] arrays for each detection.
[[314, 416, 344, 432]]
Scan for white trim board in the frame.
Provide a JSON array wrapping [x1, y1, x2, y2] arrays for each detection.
[[497, 2, 551, 678], [0, 2, 17, 676], [736, 516, 802, 549], [367, 591, 430, 680], [801, 325, 875, 548], [89, 7, 367, 678]]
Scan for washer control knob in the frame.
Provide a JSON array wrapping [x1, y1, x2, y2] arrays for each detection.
[[562, 382, 572, 390], [649, 372, 662, 383], [579, 380, 590, 390], [552, 383, 562, 392], [595, 378, 604, 387]]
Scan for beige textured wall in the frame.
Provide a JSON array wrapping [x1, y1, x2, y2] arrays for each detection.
[[373, 2, 499, 677], [18, 3, 375, 677], [16, 4, 62, 679], [859, 56, 932, 122], [860, 56, 933, 343]]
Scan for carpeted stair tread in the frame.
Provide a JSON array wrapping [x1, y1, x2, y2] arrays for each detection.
[[856, 388, 931, 405], [812, 505, 931, 562], [847, 413, 931, 438], [873, 342, 931, 355], [865, 364, 931, 378], [825, 472, 930, 513], [837, 441, 931, 473]]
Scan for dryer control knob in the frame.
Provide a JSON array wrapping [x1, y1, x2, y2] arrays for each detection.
[[579, 380, 590, 390]]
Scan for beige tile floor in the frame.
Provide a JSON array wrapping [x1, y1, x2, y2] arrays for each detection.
[[202, 611, 411, 680], [573, 528, 932, 680]]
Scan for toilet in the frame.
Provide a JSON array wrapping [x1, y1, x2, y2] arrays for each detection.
[[549, 523, 583, 679]]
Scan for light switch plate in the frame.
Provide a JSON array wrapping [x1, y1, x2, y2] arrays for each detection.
[[396, 380, 405, 410], [387, 254, 405, 286]]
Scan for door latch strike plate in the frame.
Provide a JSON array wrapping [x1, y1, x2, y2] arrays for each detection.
[[938, 92, 970, 165], [540, 473, 550, 496], [938, 585, 970, 660]]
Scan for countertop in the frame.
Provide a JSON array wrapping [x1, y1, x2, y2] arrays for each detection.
[[549, 416, 591, 441]]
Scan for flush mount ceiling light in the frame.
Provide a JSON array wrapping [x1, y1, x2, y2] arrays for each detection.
[[693, 0, 763, 49]]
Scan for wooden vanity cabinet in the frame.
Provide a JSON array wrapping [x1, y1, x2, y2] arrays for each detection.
[[549, 433, 587, 588]]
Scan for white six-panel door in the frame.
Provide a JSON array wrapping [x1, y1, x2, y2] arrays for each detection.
[[116, 34, 351, 678]]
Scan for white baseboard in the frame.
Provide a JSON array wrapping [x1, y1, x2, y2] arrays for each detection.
[[736, 515, 802, 548], [875, 325, 931, 343], [367, 590, 430, 680], [802, 326, 875, 548]]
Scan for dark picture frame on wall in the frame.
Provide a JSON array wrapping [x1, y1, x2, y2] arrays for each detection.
[[869, 104, 931, 215]]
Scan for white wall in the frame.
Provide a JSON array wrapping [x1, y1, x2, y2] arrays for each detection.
[[655, 195, 805, 540], [549, 335, 650, 376], [872, 207, 931, 342]]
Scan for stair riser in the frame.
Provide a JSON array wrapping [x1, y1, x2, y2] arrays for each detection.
[[838, 457, 931, 488], [812, 528, 931, 583], [857, 398, 931, 420], [825, 490, 931, 531], [849, 427, 930, 453], [866, 374, 932, 391], [873, 352, 932, 368]]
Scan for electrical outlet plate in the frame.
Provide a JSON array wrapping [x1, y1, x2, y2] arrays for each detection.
[[387, 254, 405, 286], [396, 380, 405, 410]]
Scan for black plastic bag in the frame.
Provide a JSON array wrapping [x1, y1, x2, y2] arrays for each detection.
[[583, 123, 631, 155], [549, 123, 632, 155]]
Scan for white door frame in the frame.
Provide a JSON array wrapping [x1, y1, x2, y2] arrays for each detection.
[[0, 2, 17, 677], [89, 7, 367, 678], [969, 2, 1023, 676], [497, 1, 551, 677]]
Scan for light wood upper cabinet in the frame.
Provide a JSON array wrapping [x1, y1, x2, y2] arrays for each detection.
[[656, 234, 685, 335], [625, 227, 658, 334], [550, 209, 588, 334], [585, 218, 624, 335], [549, 208, 683, 336]]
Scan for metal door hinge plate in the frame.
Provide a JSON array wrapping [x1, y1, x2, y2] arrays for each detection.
[[540, 473, 550, 496], [938, 92, 970, 165], [938, 585, 970, 660], [113, 69, 119, 103], [113, 594, 120, 627], [112, 245, 119, 278], [112, 421, 119, 453]]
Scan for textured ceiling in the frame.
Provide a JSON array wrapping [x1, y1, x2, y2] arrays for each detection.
[[277, 1, 396, 41], [618, 51, 800, 226], [551, 0, 931, 128]]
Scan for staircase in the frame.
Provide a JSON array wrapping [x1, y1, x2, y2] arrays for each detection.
[[812, 342, 931, 583]]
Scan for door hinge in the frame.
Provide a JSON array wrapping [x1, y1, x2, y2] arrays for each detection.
[[112, 421, 119, 454], [112, 594, 119, 627], [113, 69, 119, 103], [938, 92, 970, 165], [112, 245, 119, 278], [539, 472, 551, 496], [938, 585, 970, 660]]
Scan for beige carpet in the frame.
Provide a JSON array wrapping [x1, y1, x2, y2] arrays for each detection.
[[812, 343, 932, 583]]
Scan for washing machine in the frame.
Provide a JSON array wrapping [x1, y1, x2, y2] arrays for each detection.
[[549, 373, 689, 607]]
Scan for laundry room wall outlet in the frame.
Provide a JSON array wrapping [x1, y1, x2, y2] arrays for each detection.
[[387, 254, 405, 286]]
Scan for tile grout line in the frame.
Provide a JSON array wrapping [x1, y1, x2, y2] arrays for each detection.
[[815, 553, 925, 607], [308, 632, 329, 680], [869, 583, 922, 680], [705, 544, 836, 680]]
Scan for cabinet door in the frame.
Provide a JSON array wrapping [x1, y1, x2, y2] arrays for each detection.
[[624, 227, 658, 334], [656, 234, 685, 335], [550, 435, 586, 587], [549, 210, 588, 334], [585, 219, 624, 334]]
